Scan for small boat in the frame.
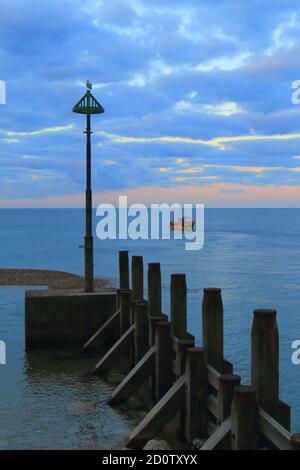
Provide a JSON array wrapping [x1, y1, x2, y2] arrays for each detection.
[[170, 217, 196, 232]]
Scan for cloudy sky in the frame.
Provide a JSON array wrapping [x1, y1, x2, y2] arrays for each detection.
[[1, 0, 300, 207]]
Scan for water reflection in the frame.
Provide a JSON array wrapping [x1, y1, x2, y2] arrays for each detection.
[[0, 288, 144, 449]]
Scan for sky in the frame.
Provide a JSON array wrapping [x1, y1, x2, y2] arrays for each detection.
[[1, 0, 300, 207]]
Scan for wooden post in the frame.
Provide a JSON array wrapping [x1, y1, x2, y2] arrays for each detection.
[[173, 336, 195, 380], [116, 288, 121, 309], [148, 263, 163, 345], [291, 433, 300, 450], [132, 256, 144, 301], [171, 274, 187, 339], [217, 373, 241, 425], [170, 274, 189, 442], [134, 302, 149, 363], [129, 300, 140, 363], [119, 251, 129, 289], [119, 289, 131, 335], [154, 321, 173, 401], [231, 386, 258, 450], [251, 309, 280, 420], [202, 288, 224, 371], [148, 263, 162, 318], [185, 347, 207, 445], [148, 263, 163, 399]]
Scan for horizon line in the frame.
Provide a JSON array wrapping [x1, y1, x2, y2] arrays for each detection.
[[1, 206, 300, 209]]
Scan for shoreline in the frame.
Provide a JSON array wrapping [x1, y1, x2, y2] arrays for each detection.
[[0, 268, 110, 289]]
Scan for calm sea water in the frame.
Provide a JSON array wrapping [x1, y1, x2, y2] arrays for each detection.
[[0, 208, 300, 447]]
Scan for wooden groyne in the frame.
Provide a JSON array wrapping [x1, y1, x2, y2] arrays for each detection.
[[84, 250, 300, 450]]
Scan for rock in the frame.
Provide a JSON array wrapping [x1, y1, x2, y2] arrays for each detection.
[[192, 438, 206, 449], [107, 370, 124, 384], [143, 439, 171, 450]]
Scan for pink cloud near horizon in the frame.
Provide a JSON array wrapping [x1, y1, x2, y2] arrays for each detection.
[[0, 183, 300, 208]]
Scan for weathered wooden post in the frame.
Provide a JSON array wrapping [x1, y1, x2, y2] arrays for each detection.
[[148, 263, 163, 345], [251, 309, 290, 429], [171, 274, 194, 377], [185, 348, 207, 445], [119, 289, 131, 335], [170, 274, 194, 441], [291, 433, 300, 450], [170, 274, 195, 379], [132, 256, 144, 301], [171, 274, 187, 339], [148, 263, 164, 399], [134, 302, 149, 364], [231, 386, 259, 450], [148, 263, 162, 318], [115, 288, 121, 309], [202, 288, 224, 372], [217, 373, 241, 425], [116, 251, 130, 308], [119, 251, 129, 289], [130, 256, 144, 349], [154, 321, 173, 401]]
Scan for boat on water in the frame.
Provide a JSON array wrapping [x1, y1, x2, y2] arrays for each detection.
[[170, 216, 196, 232]]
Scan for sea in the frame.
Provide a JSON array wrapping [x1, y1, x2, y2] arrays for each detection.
[[0, 208, 300, 448]]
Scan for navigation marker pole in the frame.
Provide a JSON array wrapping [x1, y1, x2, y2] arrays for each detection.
[[73, 81, 105, 292]]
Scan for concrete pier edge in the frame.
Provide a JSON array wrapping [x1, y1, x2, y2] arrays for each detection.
[[25, 288, 117, 350]]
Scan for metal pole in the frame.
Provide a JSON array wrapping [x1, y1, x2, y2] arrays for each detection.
[[73, 82, 104, 292], [84, 113, 93, 292]]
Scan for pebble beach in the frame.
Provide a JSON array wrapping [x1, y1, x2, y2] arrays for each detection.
[[0, 269, 109, 289]]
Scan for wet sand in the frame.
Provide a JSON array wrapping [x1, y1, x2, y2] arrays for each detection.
[[0, 269, 109, 289]]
